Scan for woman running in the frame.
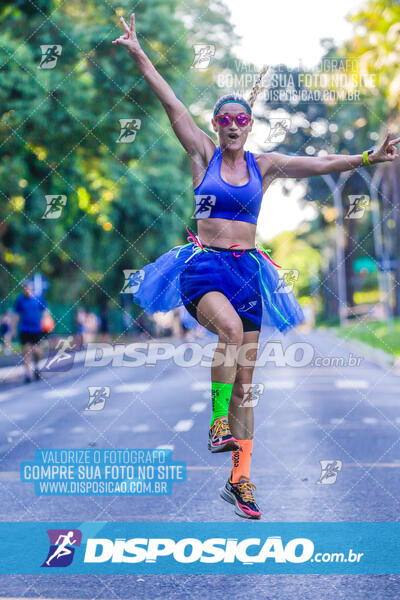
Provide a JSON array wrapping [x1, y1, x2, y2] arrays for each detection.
[[112, 14, 400, 519]]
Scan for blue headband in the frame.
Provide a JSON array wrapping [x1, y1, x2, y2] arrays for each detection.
[[213, 99, 252, 118]]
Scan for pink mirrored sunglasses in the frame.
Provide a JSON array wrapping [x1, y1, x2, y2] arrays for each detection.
[[214, 113, 251, 127]]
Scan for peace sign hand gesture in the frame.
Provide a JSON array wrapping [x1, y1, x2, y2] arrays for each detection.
[[112, 13, 141, 56], [371, 132, 400, 164]]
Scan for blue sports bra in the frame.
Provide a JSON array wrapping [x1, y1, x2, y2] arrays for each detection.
[[192, 146, 263, 225]]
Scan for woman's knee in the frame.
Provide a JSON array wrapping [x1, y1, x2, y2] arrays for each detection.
[[196, 292, 244, 342], [217, 317, 243, 345]]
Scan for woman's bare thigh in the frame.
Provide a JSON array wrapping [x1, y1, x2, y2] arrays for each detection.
[[195, 291, 242, 336]]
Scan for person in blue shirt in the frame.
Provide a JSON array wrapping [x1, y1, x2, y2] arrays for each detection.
[[12, 281, 48, 383]]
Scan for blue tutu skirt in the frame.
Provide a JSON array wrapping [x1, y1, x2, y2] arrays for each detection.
[[130, 242, 304, 334]]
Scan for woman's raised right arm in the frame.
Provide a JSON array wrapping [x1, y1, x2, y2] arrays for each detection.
[[112, 14, 214, 159]]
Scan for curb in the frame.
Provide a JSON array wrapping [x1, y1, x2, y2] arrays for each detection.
[[328, 328, 400, 373]]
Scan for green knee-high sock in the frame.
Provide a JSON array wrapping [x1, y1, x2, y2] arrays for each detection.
[[210, 382, 233, 427]]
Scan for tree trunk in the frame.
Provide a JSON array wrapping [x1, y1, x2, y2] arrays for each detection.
[[390, 161, 400, 316], [344, 216, 356, 308]]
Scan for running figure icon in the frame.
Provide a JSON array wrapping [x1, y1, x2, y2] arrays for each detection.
[[45, 531, 77, 566], [41, 529, 82, 568]]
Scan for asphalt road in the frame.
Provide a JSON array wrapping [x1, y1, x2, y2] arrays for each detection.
[[1, 327, 400, 598]]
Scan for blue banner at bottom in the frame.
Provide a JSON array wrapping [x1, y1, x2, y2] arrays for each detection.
[[1, 522, 398, 574]]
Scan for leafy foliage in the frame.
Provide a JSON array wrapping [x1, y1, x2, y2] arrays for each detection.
[[0, 0, 238, 317]]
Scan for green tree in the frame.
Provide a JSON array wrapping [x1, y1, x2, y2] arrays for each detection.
[[0, 0, 241, 330], [342, 0, 400, 314]]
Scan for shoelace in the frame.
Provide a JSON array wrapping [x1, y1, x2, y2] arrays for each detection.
[[175, 227, 211, 263], [236, 480, 257, 503], [213, 418, 231, 438]]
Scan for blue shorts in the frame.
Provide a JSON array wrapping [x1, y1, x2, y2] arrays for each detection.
[[130, 241, 304, 335], [180, 245, 263, 331]]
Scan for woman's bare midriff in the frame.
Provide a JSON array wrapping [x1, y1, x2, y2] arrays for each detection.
[[197, 218, 257, 249]]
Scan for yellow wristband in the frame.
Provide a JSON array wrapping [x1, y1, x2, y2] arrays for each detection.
[[362, 150, 372, 166]]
